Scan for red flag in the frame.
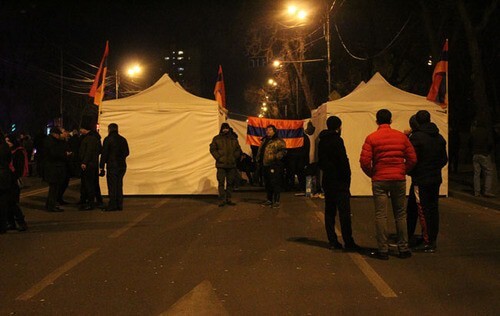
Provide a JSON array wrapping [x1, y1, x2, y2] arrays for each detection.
[[214, 65, 226, 109], [89, 41, 109, 106], [427, 40, 448, 108]]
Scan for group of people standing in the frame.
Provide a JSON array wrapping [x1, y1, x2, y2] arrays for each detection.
[[211, 108, 448, 261], [320, 109, 447, 259], [0, 121, 129, 234], [43, 121, 130, 213]]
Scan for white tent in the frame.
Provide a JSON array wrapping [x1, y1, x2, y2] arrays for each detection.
[[99, 74, 222, 195], [313, 72, 448, 196]]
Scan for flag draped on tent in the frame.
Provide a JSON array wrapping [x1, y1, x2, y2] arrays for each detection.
[[427, 40, 448, 108], [214, 65, 227, 111], [89, 41, 109, 106], [246, 117, 304, 148]]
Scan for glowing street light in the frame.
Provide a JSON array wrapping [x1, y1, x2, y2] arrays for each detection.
[[127, 64, 142, 77]]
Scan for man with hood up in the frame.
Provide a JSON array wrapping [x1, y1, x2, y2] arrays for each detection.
[[408, 110, 448, 253], [318, 116, 360, 251], [210, 122, 242, 207]]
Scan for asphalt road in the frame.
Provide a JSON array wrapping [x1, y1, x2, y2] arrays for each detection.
[[1, 181, 499, 315]]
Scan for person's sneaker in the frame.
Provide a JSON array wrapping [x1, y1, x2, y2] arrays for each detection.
[[329, 241, 343, 250], [398, 251, 412, 259], [226, 200, 236, 206], [218, 201, 226, 207], [272, 202, 280, 208], [368, 251, 389, 260], [413, 243, 436, 253], [48, 206, 64, 212], [261, 200, 272, 207], [474, 192, 481, 197]]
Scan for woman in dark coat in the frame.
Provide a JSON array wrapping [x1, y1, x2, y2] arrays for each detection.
[[0, 129, 14, 233]]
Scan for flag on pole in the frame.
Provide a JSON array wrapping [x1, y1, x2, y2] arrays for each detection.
[[89, 41, 109, 106], [427, 40, 448, 108], [246, 116, 304, 148], [214, 65, 226, 110]]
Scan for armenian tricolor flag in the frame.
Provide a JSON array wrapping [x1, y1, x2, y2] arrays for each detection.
[[214, 65, 226, 109], [427, 39, 448, 109], [246, 117, 304, 148], [89, 41, 109, 106]]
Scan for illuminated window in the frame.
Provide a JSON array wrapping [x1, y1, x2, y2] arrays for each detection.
[[178, 51, 184, 55]]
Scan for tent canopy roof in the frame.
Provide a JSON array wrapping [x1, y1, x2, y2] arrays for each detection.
[[324, 72, 440, 113], [102, 73, 217, 112]]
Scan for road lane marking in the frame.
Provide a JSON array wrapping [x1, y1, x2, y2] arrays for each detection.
[[108, 212, 150, 238], [20, 179, 78, 198], [16, 248, 100, 301], [153, 198, 171, 208], [160, 280, 228, 316], [348, 253, 398, 298], [314, 211, 397, 298]]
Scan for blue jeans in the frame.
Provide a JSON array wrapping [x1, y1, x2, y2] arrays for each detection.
[[372, 181, 409, 253], [473, 154, 494, 195]]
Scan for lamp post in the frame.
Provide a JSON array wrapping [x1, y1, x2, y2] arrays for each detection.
[[284, 3, 333, 97]]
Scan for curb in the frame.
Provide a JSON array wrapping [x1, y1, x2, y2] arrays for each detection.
[[448, 189, 500, 211]]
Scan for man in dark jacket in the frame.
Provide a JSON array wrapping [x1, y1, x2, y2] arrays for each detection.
[[43, 127, 68, 212], [99, 123, 129, 211], [210, 123, 242, 206], [318, 116, 359, 251], [79, 120, 101, 210], [409, 110, 448, 253]]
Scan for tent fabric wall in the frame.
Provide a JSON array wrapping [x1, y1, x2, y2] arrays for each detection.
[[317, 72, 448, 196], [99, 74, 220, 195]]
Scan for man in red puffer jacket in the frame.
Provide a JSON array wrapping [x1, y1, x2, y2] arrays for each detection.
[[360, 109, 417, 260]]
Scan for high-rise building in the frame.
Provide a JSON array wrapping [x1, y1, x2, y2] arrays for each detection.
[[163, 48, 201, 95]]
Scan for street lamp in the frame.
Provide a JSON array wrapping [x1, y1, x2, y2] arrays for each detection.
[[281, 3, 333, 96], [115, 64, 143, 99]]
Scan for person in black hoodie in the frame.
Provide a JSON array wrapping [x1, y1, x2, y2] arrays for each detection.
[[99, 123, 130, 211], [210, 123, 242, 206], [318, 116, 360, 251], [408, 110, 448, 253]]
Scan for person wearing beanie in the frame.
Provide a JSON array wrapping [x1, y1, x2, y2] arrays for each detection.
[[210, 122, 242, 206], [360, 109, 417, 260], [409, 110, 448, 253], [0, 129, 14, 233], [318, 116, 360, 251]]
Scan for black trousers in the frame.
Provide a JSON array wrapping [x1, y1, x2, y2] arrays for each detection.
[[58, 174, 70, 202], [0, 189, 10, 231], [263, 163, 284, 203], [216, 167, 236, 201], [46, 182, 61, 210], [106, 168, 126, 209], [407, 183, 419, 239], [417, 183, 441, 245], [7, 183, 25, 225], [80, 166, 97, 206], [323, 187, 354, 245]]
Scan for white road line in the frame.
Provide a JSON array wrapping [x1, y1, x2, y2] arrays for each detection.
[[20, 179, 79, 198], [16, 248, 100, 301], [153, 198, 171, 209], [160, 280, 228, 316], [348, 253, 398, 298], [108, 212, 150, 238], [314, 211, 397, 298]]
